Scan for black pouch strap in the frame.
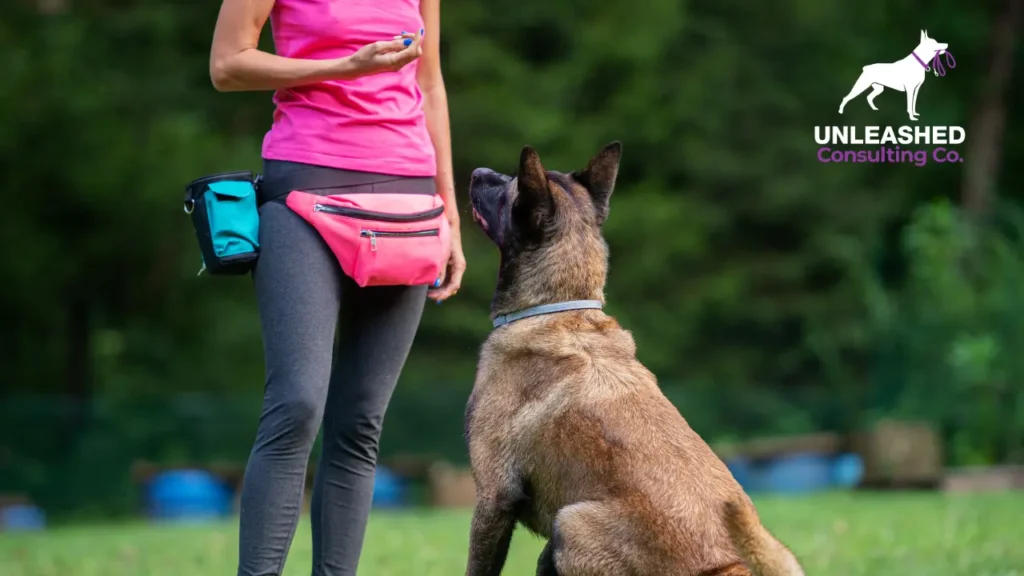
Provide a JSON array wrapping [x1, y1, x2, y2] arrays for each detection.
[[257, 162, 434, 206]]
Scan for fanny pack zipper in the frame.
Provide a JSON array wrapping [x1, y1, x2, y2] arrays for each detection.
[[360, 228, 440, 251], [314, 203, 444, 222]]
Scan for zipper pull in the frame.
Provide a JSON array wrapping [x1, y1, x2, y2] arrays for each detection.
[[369, 231, 377, 252]]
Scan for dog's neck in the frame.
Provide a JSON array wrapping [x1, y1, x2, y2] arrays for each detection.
[[490, 246, 607, 320], [490, 273, 606, 320], [910, 45, 936, 69]]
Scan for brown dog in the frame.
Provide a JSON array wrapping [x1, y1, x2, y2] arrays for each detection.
[[463, 142, 805, 576]]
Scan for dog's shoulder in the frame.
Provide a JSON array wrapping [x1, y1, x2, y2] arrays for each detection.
[[472, 310, 643, 419]]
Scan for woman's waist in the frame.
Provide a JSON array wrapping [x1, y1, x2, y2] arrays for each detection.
[[258, 160, 436, 205]]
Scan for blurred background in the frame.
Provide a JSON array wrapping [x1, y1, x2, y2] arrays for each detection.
[[1, 0, 1022, 544]]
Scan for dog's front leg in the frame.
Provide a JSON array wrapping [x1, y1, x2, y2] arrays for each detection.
[[910, 83, 922, 117], [465, 493, 518, 576], [906, 84, 919, 120]]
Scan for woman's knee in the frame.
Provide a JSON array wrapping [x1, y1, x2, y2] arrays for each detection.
[[328, 413, 386, 467], [257, 394, 323, 451]]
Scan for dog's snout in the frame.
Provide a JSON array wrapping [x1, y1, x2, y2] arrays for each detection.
[[471, 168, 503, 187]]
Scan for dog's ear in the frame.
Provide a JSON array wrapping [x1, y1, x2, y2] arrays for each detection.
[[920, 29, 927, 42], [512, 145, 552, 236], [574, 141, 622, 225]]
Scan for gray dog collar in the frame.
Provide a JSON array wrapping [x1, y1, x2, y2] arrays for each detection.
[[492, 300, 603, 328]]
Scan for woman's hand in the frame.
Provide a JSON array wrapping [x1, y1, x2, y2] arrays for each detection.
[[429, 225, 466, 303], [343, 29, 424, 77]]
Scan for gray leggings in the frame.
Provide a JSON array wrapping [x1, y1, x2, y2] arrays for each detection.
[[237, 160, 431, 576]]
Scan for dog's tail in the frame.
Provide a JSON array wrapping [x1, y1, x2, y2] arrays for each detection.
[[722, 498, 805, 576]]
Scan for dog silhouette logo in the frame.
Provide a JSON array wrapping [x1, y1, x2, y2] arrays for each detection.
[[839, 30, 955, 121]]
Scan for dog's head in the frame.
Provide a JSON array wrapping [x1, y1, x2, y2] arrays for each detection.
[[469, 142, 622, 315], [918, 30, 948, 56]]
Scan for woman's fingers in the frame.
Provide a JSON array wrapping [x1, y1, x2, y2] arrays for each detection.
[[372, 37, 410, 55], [361, 29, 423, 72], [427, 252, 465, 302], [380, 31, 418, 52], [410, 28, 424, 52], [384, 29, 423, 69]]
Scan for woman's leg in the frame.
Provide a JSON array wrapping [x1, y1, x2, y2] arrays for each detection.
[[310, 280, 427, 576], [237, 200, 345, 576], [307, 171, 435, 576]]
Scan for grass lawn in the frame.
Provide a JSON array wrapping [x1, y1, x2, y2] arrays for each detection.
[[2, 492, 1022, 575]]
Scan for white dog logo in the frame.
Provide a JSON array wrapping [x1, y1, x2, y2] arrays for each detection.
[[839, 30, 950, 121]]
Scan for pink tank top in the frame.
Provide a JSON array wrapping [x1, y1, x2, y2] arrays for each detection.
[[261, 0, 437, 177]]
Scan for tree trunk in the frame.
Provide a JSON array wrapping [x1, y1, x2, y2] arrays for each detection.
[[961, 0, 1022, 217]]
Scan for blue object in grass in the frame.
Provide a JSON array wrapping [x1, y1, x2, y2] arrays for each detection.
[[148, 469, 232, 522], [761, 453, 833, 494], [725, 457, 763, 493], [371, 466, 405, 508], [831, 453, 864, 488], [0, 504, 46, 531]]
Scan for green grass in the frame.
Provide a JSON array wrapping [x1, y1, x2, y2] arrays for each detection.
[[2, 493, 1023, 575]]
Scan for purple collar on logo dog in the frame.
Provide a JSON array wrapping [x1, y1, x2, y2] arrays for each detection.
[[913, 50, 957, 77]]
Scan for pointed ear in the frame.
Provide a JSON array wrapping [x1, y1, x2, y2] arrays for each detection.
[[517, 145, 547, 194], [573, 141, 622, 225], [920, 29, 927, 42], [512, 145, 552, 235]]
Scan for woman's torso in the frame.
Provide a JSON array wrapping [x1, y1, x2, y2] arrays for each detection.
[[262, 0, 436, 177]]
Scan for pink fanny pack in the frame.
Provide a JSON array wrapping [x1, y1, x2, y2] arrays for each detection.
[[286, 191, 451, 287]]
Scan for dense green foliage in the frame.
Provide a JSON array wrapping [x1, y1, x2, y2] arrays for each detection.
[[0, 1, 1021, 516], [3, 494, 1024, 575]]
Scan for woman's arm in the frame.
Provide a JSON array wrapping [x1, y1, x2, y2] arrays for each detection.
[[210, 0, 422, 92], [419, 0, 465, 301], [417, 0, 456, 226]]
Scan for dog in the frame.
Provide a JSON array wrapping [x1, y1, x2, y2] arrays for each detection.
[[463, 142, 805, 576], [838, 30, 949, 121]]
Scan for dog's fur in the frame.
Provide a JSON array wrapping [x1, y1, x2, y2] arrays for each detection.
[[839, 30, 949, 121], [463, 142, 805, 576]]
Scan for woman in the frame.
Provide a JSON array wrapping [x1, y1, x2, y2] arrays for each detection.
[[209, 1, 465, 574]]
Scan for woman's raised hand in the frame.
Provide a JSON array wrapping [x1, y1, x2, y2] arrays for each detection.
[[345, 29, 424, 76]]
